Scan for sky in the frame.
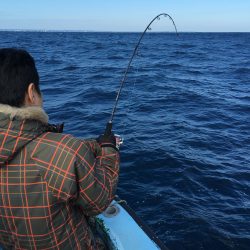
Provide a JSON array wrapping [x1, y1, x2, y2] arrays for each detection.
[[0, 0, 249, 32]]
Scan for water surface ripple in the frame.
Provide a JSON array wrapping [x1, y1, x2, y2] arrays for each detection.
[[0, 32, 249, 250]]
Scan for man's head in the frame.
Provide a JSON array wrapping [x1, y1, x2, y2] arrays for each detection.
[[0, 48, 42, 107]]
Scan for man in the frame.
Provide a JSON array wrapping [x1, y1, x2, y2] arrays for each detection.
[[0, 48, 120, 249]]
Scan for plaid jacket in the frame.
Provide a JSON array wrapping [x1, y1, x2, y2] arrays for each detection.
[[0, 105, 120, 250]]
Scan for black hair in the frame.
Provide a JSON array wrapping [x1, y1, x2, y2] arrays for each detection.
[[0, 48, 41, 107]]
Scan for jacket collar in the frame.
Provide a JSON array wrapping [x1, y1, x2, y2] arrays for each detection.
[[0, 104, 49, 124]]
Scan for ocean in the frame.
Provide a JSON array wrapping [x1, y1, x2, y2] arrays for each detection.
[[0, 31, 249, 250]]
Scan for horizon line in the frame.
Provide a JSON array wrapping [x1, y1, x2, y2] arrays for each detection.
[[0, 29, 250, 33]]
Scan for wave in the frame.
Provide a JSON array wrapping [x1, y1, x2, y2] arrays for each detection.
[[233, 68, 250, 74], [61, 65, 80, 71], [179, 44, 196, 49], [44, 59, 62, 65], [185, 69, 203, 75], [107, 55, 125, 60]]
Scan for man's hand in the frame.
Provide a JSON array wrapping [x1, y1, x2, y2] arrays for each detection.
[[96, 133, 123, 151], [96, 133, 117, 150]]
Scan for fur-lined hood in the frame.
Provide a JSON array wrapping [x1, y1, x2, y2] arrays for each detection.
[[0, 104, 49, 124], [0, 104, 49, 165]]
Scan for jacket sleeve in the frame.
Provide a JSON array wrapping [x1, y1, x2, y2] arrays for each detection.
[[74, 139, 120, 216]]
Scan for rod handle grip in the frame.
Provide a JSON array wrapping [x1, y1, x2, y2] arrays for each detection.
[[104, 121, 113, 136]]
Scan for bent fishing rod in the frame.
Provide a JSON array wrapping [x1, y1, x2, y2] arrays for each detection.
[[104, 13, 178, 136]]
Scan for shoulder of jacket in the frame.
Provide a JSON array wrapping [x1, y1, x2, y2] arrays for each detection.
[[31, 131, 96, 161]]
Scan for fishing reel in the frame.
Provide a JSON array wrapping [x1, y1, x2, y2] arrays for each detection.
[[104, 121, 123, 150]]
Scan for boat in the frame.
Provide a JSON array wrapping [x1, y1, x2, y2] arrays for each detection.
[[95, 196, 168, 250], [0, 196, 168, 250]]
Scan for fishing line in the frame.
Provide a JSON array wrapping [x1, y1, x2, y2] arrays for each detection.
[[104, 13, 178, 136]]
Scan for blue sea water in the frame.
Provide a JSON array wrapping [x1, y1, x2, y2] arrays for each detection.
[[0, 31, 250, 250]]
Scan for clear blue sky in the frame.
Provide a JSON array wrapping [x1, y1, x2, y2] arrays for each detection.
[[0, 0, 249, 32]]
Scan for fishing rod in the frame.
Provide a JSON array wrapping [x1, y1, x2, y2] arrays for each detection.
[[104, 13, 178, 136]]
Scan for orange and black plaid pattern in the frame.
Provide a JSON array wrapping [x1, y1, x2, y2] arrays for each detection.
[[0, 113, 119, 249]]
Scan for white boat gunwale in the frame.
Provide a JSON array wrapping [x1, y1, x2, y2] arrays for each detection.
[[100, 195, 169, 250]]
